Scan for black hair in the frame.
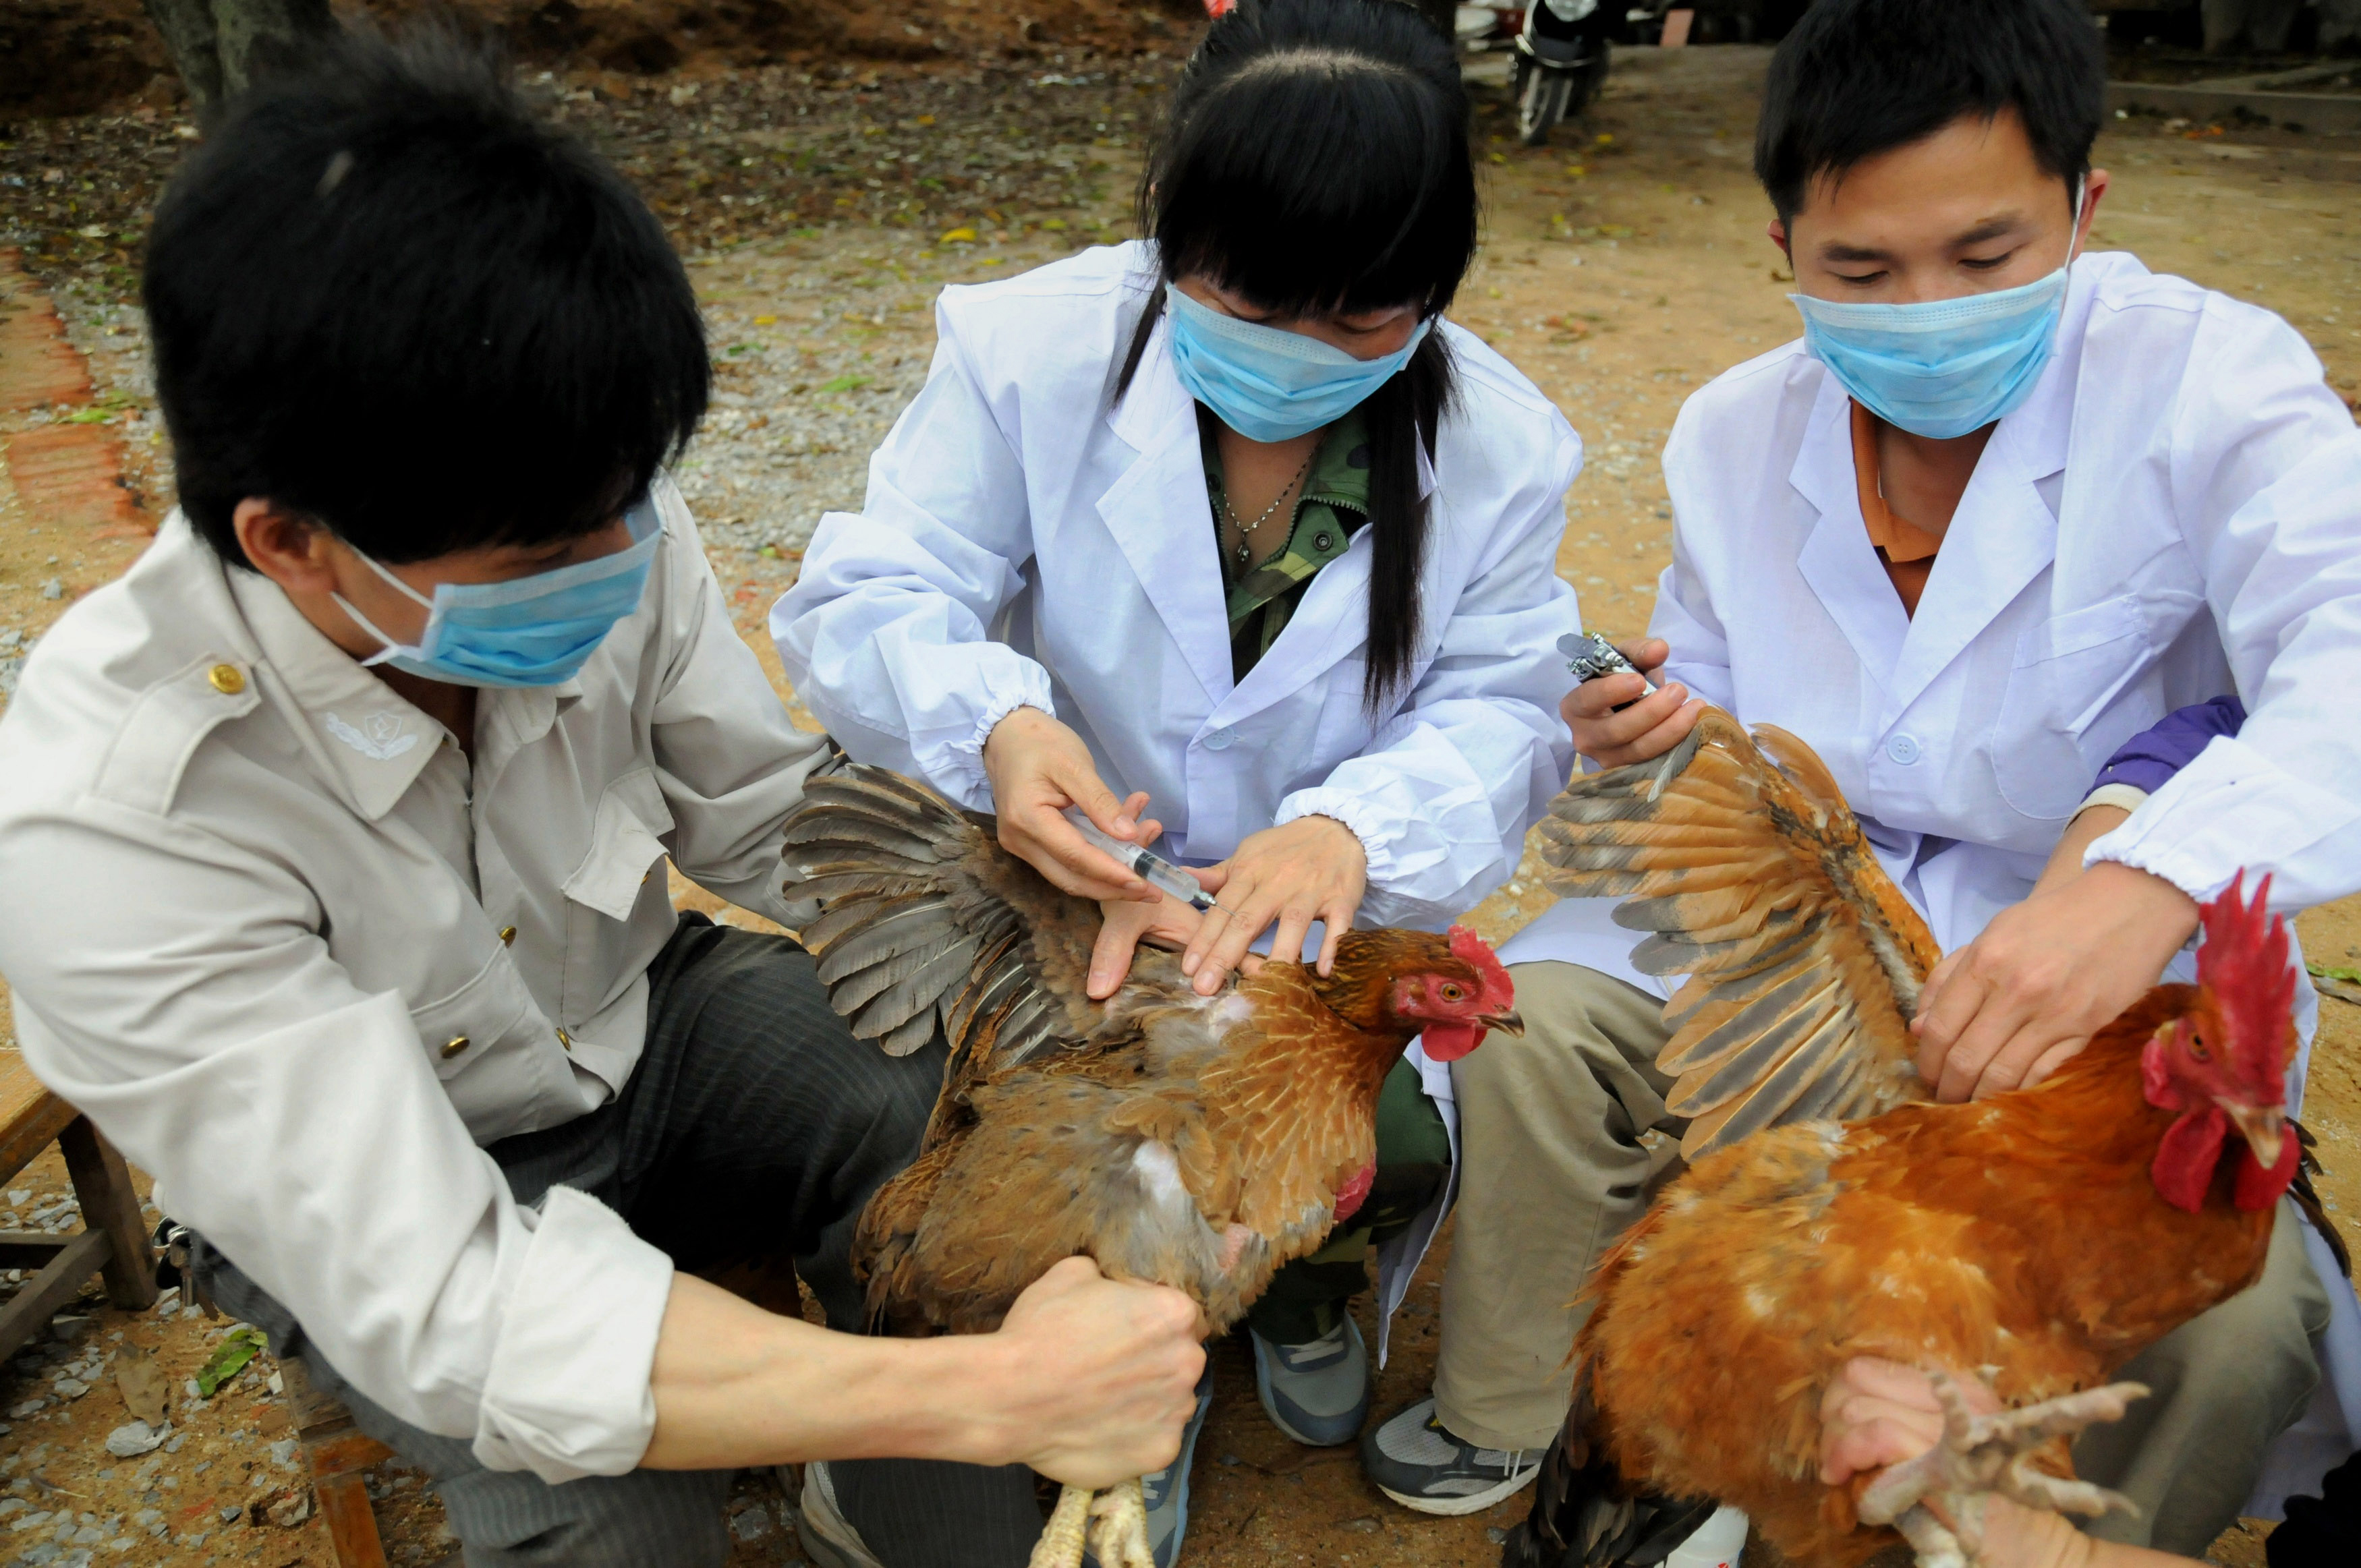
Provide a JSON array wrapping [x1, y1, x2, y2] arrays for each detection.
[[1118, 0, 1477, 714], [144, 26, 709, 569], [1755, 0, 2104, 224]]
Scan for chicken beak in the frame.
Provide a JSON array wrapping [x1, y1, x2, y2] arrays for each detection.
[[1477, 1008, 1525, 1038], [2217, 1099, 2287, 1171]]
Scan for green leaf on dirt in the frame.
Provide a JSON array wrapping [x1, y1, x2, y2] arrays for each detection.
[[815, 375, 869, 394], [59, 407, 114, 424], [195, 1329, 265, 1397], [2308, 962, 2361, 1006]]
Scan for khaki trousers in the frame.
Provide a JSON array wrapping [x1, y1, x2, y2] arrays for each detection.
[[1435, 959, 2332, 1557]]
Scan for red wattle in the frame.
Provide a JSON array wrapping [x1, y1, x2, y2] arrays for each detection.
[[2151, 1107, 2228, 1214], [1419, 1024, 1483, 1062], [2235, 1126, 2302, 1211], [1334, 1161, 1376, 1224]]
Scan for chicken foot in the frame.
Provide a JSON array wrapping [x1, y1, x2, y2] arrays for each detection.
[[1026, 1477, 1154, 1568], [1030, 1485, 1093, 1568], [1855, 1370, 2149, 1568]]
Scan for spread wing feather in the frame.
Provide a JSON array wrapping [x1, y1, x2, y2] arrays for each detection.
[[778, 766, 1123, 1078], [1535, 709, 1941, 1159]]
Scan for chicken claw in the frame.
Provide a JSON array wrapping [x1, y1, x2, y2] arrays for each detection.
[[1029, 1483, 1093, 1568], [1856, 1370, 2148, 1568], [1086, 1476, 1156, 1568]]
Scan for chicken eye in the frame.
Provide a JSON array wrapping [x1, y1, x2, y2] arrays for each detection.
[[1439, 983, 1467, 1003], [2188, 1037, 2211, 1064]]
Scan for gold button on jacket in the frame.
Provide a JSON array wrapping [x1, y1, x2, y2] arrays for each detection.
[[439, 1035, 470, 1060], [207, 664, 246, 695]]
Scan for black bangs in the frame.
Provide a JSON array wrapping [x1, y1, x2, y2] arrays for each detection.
[[1755, 0, 2104, 224], [1139, 0, 1477, 317], [146, 24, 710, 568]]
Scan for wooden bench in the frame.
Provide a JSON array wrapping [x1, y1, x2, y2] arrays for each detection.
[[1, 1053, 397, 1564], [281, 1357, 394, 1568], [0, 1053, 156, 1360]]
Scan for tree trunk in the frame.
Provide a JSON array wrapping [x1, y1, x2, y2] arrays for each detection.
[[142, 0, 336, 112]]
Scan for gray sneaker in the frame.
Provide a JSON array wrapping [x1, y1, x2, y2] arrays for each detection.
[[795, 1461, 886, 1568], [1360, 1397, 1541, 1516], [1249, 1316, 1371, 1447], [1087, 1358, 1215, 1568]]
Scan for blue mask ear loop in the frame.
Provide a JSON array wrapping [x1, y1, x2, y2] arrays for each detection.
[[330, 551, 439, 670]]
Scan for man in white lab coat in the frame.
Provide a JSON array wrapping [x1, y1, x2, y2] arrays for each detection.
[[1365, 0, 2361, 1549]]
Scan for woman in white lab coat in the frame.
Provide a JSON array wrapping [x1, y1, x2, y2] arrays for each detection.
[[774, 0, 1578, 1505]]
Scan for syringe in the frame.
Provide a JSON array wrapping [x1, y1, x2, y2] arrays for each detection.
[[1066, 811, 1217, 911]]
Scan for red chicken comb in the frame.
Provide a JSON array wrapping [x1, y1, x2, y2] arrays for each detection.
[[2195, 871, 2296, 1094], [1448, 925, 1512, 997]]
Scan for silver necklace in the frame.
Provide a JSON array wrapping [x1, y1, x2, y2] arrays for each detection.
[[1222, 450, 1316, 569]]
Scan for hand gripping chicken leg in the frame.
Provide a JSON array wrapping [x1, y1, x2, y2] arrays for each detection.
[[779, 765, 1521, 1567], [1855, 1372, 2146, 1568]]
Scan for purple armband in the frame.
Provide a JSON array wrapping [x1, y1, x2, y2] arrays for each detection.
[[2090, 696, 2246, 796]]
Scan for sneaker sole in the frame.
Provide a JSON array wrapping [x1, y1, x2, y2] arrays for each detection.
[[1373, 1463, 1541, 1517]]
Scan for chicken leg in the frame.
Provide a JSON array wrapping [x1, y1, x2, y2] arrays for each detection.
[[1027, 1477, 1155, 1568], [1855, 1370, 2149, 1568]]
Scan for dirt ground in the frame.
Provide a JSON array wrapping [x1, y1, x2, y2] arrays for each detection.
[[2, 29, 2360, 1568]]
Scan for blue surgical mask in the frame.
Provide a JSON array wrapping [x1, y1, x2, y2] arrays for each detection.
[[1164, 284, 1431, 443], [1789, 185, 2084, 440], [333, 498, 662, 688]]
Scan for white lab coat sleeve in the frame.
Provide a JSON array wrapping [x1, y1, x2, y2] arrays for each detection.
[[0, 809, 674, 1484], [1648, 408, 1738, 712], [2087, 303, 2361, 910], [644, 494, 833, 925], [771, 330, 1058, 811], [1274, 440, 1581, 929]]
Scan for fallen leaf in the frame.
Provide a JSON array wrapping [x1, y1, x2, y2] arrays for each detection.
[[196, 1328, 264, 1397], [2307, 962, 2361, 1006], [938, 226, 977, 244], [115, 1344, 169, 1424]]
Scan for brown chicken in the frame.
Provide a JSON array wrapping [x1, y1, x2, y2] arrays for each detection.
[[1508, 712, 2314, 1568], [776, 763, 1523, 1568]]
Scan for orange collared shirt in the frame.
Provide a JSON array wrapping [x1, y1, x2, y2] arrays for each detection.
[[1849, 399, 1945, 617]]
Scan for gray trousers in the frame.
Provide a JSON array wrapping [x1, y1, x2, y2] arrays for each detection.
[[196, 914, 1044, 1568], [1435, 960, 2334, 1556]]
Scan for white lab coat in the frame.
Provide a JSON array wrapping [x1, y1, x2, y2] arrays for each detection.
[[774, 241, 1581, 929], [1503, 249, 2361, 1509]]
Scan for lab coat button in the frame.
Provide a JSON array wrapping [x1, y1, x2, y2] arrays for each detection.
[[206, 664, 245, 696], [1885, 733, 1922, 766], [498, 925, 517, 945], [1204, 727, 1237, 752], [557, 1028, 573, 1051], [440, 1035, 470, 1060]]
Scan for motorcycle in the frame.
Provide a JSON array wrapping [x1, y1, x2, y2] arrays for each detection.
[[1464, 1, 1616, 146]]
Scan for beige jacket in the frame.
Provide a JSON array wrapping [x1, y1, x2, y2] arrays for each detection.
[[0, 480, 826, 1481]]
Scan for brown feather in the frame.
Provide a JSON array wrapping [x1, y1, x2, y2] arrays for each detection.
[[1535, 711, 1941, 1159]]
